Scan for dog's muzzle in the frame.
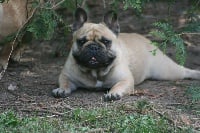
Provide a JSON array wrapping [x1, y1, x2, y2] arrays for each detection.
[[73, 43, 116, 69]]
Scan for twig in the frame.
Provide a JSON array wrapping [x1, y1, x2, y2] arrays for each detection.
[[184, 40, 192, 46], [40, 82, 57, 85], [45, 0, 66, 10], [180, 32, 200, 35], [6, 89, 34, 102], [150, 107, 182, 130], [102, 0, 106, 8], [166, 103, 183, 106], [20, 108, 65, 116], [0, 103, 24, 107], [62, 104, 74, 110], [81, 0, 87, 7], [86, 128, 108, 133], [75, 0, 78, 8]]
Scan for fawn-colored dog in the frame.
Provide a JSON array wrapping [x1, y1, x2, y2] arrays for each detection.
[[52, 8, 200, 101], [0, 0, 29, 70], [0, 0, 44, 70]]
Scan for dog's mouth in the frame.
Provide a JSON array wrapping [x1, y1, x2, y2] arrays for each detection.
[[89, 57, 99, 65], [72, 44, 116, 69]]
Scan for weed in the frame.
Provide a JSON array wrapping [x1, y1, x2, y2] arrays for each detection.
[[184, 85, 200, 113], [186, 85, 200, 103]]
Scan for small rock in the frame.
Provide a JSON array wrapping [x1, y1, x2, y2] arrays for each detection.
[[8, 83, 18, 91]]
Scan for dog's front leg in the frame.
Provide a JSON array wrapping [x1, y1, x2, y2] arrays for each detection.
[[104, 77, 134, 101], [52, 73, 76, 98]]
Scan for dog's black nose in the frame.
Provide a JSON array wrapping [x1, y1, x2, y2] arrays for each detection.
[[87, 44, 101, 53]]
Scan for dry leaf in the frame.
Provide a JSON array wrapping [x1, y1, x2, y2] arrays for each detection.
[[180, 114, 191, 125]]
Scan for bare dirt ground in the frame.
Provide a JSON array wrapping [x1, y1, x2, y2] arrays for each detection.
[[0, 0, 199, 130]]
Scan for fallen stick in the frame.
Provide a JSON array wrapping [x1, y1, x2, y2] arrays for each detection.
[[20, 108, 66, 116]]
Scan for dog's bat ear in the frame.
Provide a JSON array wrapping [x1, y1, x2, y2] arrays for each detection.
[[103, 11, 120, 35], [72, 8, 87, 32]]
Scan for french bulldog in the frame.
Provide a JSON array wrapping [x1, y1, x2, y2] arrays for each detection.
[[52, 8, 200, 101]]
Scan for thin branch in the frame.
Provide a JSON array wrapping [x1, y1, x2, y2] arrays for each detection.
[[46, 0, 66, 10], [86, 128, 108, 133], [102, 0, 106, 8], [166, 103, 183, 106], [150, 107, 182, 130], [20, 109, 65, 116], [81, 0, 87, 8], [179, 32, 200, 35], [75, 0, 78, 8]]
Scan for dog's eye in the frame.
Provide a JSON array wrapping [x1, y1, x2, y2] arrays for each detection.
[[100, 37, 111, 46], [77, 37, 87, 46]]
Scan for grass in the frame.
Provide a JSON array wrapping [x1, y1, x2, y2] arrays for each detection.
[[0, 111, 64, 133], [0, 101, 192, 133], [184, 84, 200, 113], [186, 85, 200, 103]]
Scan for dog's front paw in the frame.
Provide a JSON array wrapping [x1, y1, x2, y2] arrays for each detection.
[[52, 88, 71, 98], [104, 93, 121, 101]]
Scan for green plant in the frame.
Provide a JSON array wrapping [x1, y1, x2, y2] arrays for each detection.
[[61, 0, 84, 11], [110, 0, 150, 14], [150, 22, 186, 65], [186, 85, 200, 103], [0, 111, 21, 127], [26, 1, 59, 40], [149, 0, 200, 65], [0, 110, 65, 133], [0, 0, 8, 3], [135, 99, 151, 113], [123, 0, 145, 12]]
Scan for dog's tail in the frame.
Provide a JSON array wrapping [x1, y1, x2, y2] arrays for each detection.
[[184, 68, 200, 80], [149, 50, 200, 80]]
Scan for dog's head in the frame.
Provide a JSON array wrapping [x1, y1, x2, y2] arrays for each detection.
[[72, 8, 120, 69]]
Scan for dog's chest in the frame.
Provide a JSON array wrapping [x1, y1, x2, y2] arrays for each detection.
[[95, 80, 103, 88], [91, 70, 104, 88]]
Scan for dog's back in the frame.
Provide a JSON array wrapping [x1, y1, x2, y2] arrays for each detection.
[[119, 33, 200, 84], [0, 0, 29, 69], [0, 0, 27, 37]]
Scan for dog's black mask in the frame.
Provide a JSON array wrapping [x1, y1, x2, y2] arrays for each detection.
[[73, 43, 116, 69]]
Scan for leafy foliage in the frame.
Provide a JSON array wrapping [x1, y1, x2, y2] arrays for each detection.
[[150, 22, 186, 65], [0, 0, 6, 3], [183, 21, 200, 33], [0, 111, 21, 127], [61, 0, 84, 11], [181, 7, 200, 33], [110, 0, 150, 14], [123, 0, 144, 12], [27, 2, 60, 40], [149, 1, 200, 65]]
